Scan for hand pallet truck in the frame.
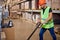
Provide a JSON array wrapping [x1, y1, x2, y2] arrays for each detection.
[[27, 22, 42, 40]]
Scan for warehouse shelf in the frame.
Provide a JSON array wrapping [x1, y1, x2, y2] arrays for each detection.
[[24, 10, 41, 12], [24, 10, 60, 13], [12, 9, 40, 12], [11, 0, 27, 4], [14, 0, 31, 4], [17, 9, 60, 13], [53, 10, 60, 13]]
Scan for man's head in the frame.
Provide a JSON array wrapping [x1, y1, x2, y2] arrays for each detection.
[[41, 3, 46, 9], [39, 0, 46, 8]]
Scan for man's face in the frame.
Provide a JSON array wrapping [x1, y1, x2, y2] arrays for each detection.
[[41, 4, 46, 9]]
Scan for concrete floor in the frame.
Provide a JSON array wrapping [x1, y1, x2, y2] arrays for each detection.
[[2, 18, 60, 40]]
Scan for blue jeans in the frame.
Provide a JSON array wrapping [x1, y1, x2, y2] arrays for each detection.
[[39, 27, 56, 40]]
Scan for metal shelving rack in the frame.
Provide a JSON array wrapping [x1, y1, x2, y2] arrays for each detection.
[[8, 0, 60, 13], [17, 0, 60, 13], [9, 0, 60, 23]]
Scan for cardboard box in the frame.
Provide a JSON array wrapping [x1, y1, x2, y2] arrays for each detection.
[[12, 5, 19, 10], [2, 28, 15, 40], [1, 32, 6, 40]]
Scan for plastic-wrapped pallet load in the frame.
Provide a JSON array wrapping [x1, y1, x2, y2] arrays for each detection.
[[22, 12, 26, 19], [32, 13, 40, 23], [21, 3, 25, 10], [25, 1, 29, 10], [24, 12, 32, 21], [25, 12, 27, 19], [32, 0, 36, 10], [27, 13, 29, 19], [36, 14, 40, 23], [33, 14, 36, 22], [25, 12, 29, 19], [28, 13, 31, 20]]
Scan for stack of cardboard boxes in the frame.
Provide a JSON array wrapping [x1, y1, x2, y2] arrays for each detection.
[[46, 0, 60, 10], [52, 0, 60, 10]]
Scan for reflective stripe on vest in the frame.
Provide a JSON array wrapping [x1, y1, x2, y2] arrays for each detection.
[[41, 7, 54, 29]]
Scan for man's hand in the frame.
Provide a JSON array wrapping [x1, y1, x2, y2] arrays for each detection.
[[41, 21, 47, 24]]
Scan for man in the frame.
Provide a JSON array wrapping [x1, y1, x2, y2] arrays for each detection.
[[37, 0, 56, 40]]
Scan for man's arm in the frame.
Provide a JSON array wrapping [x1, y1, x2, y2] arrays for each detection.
[[37, 13, 53, 24], [45, 12, 53, 22]]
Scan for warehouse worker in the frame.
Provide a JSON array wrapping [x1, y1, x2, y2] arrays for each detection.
[[37, 0, 56, 40]]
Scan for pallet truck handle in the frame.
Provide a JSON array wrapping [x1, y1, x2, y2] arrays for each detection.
[[27, 22, 42, 40]]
